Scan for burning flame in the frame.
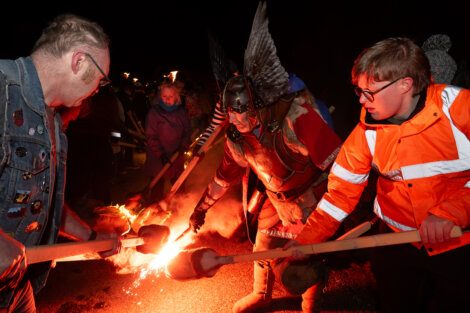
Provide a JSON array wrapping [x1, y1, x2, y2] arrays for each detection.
[[117, 204, 137, 224], [138, 228, 192, 279], [164, 70, 178, 83], [98, 203, 193, 297]]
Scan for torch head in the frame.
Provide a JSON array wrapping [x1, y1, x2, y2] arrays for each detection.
[[165, 247, 220, 281], [136, 224, 171, 254]]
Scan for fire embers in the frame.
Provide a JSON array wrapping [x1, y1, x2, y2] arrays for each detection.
[[92, 205, 132, 235]]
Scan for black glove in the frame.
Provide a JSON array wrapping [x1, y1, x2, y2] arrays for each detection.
[[189, 208, 207, 233]]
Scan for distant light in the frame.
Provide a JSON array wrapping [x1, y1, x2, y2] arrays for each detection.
[[163, 70, 178, 83], [122, 72, 130, 79], [111, 132, 121, 138], [133, 77, 139, 83]]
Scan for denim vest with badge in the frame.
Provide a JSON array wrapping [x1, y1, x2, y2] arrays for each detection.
[[0, 58, 66, 295]]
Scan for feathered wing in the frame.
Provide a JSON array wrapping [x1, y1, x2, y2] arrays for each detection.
[[208, 32, 238, 92], [244, 1, 288, 105]]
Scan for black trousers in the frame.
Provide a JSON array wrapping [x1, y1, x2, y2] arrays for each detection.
[[371, 222, 470, 313]]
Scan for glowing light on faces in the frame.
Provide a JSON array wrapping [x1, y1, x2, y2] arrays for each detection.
[[356, 75, 405, 121], [354, 77, 402, 102], [228, 111, 258, 133], [160, 86, 179, 106]]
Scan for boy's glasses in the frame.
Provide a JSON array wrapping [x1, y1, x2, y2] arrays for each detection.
[[354, 77, 402, 102]]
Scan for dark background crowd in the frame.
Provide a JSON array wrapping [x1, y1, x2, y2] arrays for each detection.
[[2, 0, 468, 216], [3, 1, 469, 133]]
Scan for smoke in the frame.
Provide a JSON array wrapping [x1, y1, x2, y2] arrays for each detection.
[[165, 139, 245, 240], [106, 138, 245, 274]]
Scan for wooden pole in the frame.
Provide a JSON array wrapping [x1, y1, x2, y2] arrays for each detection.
[[219, 227, 463, 265], [26, 237, 144, 265], [166, 123, 226, 198], [147, 151, 180, 192]]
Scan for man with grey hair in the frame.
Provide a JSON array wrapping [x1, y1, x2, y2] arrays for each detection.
[[0, 14, 117, 313]]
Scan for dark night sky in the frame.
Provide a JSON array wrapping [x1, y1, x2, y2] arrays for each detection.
[[1, 0, 468, 136]]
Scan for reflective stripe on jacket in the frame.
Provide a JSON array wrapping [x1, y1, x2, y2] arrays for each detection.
[[296, 84, 470, 253]]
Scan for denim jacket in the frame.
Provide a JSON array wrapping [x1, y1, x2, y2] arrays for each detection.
[[0, 57, 67, 303]]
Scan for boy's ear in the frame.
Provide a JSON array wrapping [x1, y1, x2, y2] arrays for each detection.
[[400, 77, 414, 94]]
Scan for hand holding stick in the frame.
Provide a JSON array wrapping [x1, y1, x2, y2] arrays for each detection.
[[165, 226, 464, 281]]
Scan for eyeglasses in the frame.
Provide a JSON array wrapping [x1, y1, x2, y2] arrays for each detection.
[[84, 53, 111, 87], [354, 77, 402, 102]]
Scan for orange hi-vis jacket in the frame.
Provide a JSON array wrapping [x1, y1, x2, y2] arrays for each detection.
[[296, 84, 470, 253]]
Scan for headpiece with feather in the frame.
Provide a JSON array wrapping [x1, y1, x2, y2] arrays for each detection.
[[223, 1, 289, 115], [208, 32, 238, 94], [243, 1, 289, 106]]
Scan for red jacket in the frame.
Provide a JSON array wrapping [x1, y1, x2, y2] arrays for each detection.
[[296, 84, 470, 253]]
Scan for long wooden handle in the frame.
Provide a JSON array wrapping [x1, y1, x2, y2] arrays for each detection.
[[26, 237, 144, 265], [168, 124, 226, 196], [220, 227, 463, 265], [148, 151, 180, 191]]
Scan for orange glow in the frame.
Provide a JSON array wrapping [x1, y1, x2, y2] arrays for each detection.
[[100, 203, 194, 297], [108, 222, 193, 286], [117, 204, 138, 224], [163, 70, 178, 83], [138, 229, 193, 279]]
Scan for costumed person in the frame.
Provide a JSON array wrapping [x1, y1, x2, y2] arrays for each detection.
[[289, 37, 470, 313], [187, 3, 342, 312], [143, 80, 191, 202], [0, 14, 121, 313]]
